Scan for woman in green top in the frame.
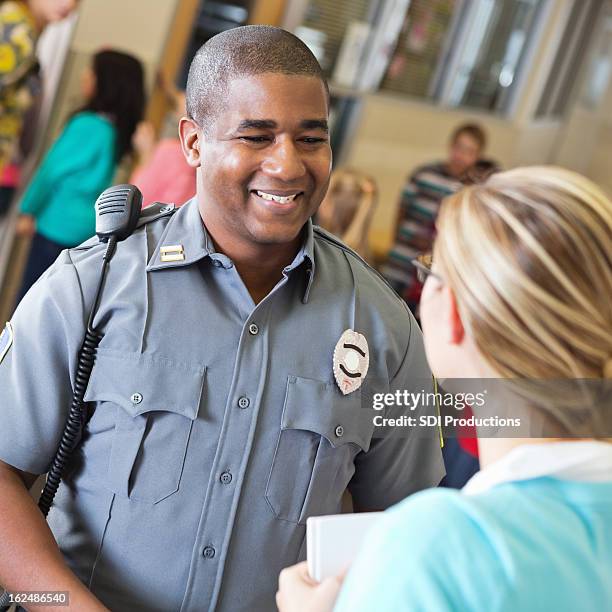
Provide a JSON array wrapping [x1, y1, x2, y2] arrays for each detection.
[[16, 48, 145, 300]]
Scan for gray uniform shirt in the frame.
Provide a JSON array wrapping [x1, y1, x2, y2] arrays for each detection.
[[0, 199, 444, 611]]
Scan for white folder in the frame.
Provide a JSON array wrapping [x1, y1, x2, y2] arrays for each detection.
[[306, 512, 383, 582]]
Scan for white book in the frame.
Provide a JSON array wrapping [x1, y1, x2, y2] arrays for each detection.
[[306, 512, 383, 582]]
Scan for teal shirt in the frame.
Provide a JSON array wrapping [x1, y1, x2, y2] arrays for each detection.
[[335, 479, 612, 611], [20, 111, 117, 246]]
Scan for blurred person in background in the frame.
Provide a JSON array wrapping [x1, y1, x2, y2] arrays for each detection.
[[15, 48, 145, 301], [315, 168, 377, 263], [381, 122, 491, 314], [129, 72, 195, 207], [277, 166, 612, 612], [0, 0, 77, 191], [382, 123, 498, 489], [0, 87, 42, 217]]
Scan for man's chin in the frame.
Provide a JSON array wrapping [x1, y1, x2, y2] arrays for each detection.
[[248, 220, 308, 247]]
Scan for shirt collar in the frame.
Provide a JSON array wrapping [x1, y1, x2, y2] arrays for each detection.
[[463, 441, 612, 496], [147, 197, 211, 271], [282, 218, 316, 304], [146, 198, 317, 302]]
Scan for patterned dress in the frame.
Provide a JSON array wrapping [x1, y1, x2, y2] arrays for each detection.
[[0, 1, 39, 175], [381, 162, 462, 312]]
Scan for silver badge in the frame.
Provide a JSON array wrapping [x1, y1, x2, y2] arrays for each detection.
[[333, 329, 369, 395]]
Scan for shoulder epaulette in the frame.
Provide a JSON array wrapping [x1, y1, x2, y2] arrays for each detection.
[[313, 225, 370, 266], [71, 202, 177, 252], [313, 225, 411, 309], [136, 202, 177, 228]]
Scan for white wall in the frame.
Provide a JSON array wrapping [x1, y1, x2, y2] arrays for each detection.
[[71, 0, 178, 62]]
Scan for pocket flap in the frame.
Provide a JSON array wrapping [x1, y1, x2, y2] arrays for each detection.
[[282, 375, 374, 451], [84, 348, 205, 419]]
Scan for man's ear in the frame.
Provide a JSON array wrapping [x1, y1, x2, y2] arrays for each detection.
[[179, 117, 202, 168], [444, 285, 465, 345]]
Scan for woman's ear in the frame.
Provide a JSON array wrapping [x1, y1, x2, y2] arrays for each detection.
[[444, 285, 465, 345], [179, 117, 202, 168]]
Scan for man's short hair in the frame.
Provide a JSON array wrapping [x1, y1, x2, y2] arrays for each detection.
[[186, 25, 328, 129], [451, 123, 487, 151]]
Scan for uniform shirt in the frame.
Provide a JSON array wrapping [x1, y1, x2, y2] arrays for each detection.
[[335, 441, 612, 611], [0, 198, 444, 612]]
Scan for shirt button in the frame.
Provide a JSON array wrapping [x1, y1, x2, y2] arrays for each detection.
[[220, 471, 233, 485], [131, 393, 143, 405], [249, 323, 259, 335], [335, 425, 344, 438], [238, 396, 250, 409], [212, 260, 223, 268], [202, 546, 215, 559]]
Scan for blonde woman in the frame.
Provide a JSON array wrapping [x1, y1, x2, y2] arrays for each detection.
[[277, 166, 612, 612], [315, 168, 377, 262]]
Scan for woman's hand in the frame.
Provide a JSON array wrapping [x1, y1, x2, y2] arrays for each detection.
[[276, 562, 344, 612], [15, 214, 35, 238]]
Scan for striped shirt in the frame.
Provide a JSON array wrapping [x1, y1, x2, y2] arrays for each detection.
[[382, 163, 462, 310]]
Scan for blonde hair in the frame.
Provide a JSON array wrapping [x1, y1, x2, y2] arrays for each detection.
[[317, 168, 377, 261], [435, 166, 612, 380]]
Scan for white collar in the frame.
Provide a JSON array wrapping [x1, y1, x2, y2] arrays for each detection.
[[463, 441, 612, 496]]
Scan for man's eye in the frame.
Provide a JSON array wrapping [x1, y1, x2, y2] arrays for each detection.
[[240, 136, 270, 143], [301, 137, 327, 144]]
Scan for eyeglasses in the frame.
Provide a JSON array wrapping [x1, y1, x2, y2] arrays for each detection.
[[410, 253, 443, 284]]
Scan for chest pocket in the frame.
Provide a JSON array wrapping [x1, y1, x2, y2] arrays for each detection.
[[84, 349, 205, 504], [265, 375, 375, 525]]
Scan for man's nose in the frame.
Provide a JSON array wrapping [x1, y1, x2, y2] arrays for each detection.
[[261, 139, 307, 182]]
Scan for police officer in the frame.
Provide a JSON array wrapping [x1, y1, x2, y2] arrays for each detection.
[[0, 26, 444, 611]]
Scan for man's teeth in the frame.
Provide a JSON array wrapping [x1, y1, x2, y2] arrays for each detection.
[[256, 190, 298, 204]]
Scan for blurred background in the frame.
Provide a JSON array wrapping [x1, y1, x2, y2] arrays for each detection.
[[0, 0, 611, 321]]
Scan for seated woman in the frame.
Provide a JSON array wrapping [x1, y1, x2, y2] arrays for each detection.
[[277, 166, 612, 611]]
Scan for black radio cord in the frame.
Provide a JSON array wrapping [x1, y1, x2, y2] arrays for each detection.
[[36, 326, 101, 517], [38, 237, 117, 518]]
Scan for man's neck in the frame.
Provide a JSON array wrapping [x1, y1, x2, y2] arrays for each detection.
[[205, 226, 304, 305], [235, 256, 294, 304]]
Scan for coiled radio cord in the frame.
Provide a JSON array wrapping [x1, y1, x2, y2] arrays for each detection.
[[38, 236, 117, 517]]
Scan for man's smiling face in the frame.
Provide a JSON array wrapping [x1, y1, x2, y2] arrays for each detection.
[[191, 72, 332, 251]]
